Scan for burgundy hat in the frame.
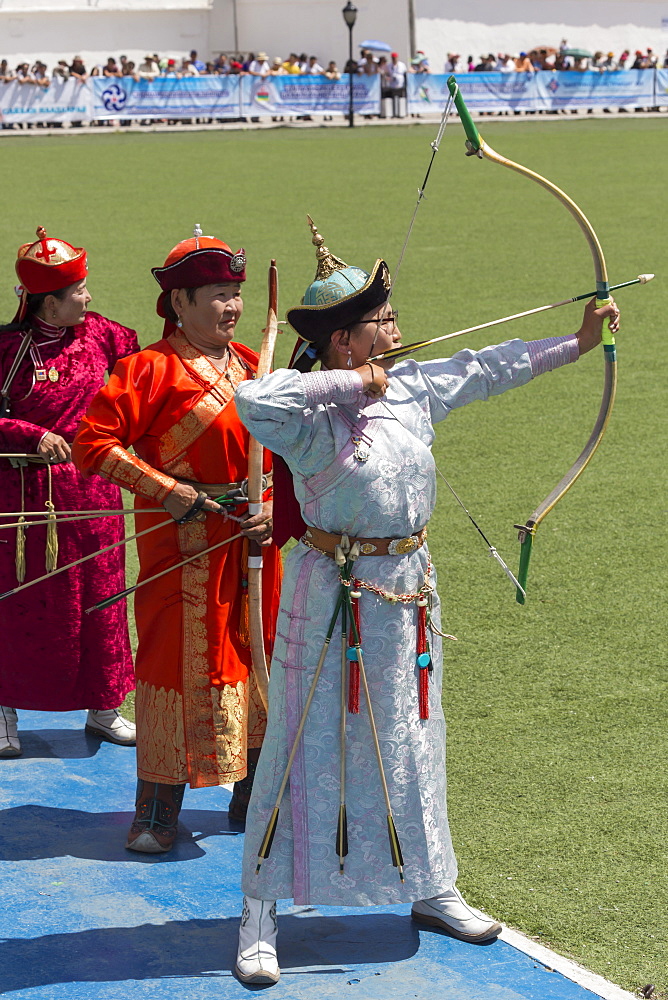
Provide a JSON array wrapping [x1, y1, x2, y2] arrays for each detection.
[[152, 228, 246, 336]]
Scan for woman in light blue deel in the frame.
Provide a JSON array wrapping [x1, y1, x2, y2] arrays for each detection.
[[232, 218, 619, 985]]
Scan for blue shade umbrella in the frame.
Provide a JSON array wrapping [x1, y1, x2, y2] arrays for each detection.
[[359, 40, 392, 52]]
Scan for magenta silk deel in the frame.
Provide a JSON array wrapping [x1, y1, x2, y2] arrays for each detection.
[[0, 311, 138, 710]]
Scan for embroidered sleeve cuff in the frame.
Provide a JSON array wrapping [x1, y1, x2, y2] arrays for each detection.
[[527, 335, 579, 377], [98, 444, 178, 503], [300, 369, 364, 406]]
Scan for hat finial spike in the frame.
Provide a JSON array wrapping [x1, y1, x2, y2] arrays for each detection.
[[36, 226, 47, 240], [306, 215, 348, 281], [193, 223, 202, 249]]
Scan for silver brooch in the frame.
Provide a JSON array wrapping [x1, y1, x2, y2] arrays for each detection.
[[352, 435, 369, 462], [230, 250, 246, 273]]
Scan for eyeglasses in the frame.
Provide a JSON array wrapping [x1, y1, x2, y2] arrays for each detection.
[[350, 309, 399, 332]]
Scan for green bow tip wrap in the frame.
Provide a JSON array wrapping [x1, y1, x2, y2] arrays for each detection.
[[446, 76, 617, 605]]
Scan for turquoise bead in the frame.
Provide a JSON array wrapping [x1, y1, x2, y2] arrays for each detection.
[[346, 647, 362, 661], [416, 652, 431, 669]]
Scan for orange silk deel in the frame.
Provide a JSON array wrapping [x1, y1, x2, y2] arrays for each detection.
[[73, 333, 282, 786]]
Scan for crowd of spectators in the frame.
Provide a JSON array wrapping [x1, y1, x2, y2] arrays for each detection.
[[1, 42, 666, 129], [440, 41, 668, 75], [1, 43, 666, 91], [0, 49, 411, 87]]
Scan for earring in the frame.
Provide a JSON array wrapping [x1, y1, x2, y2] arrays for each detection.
[[176, 317, 183, 329], [346, 351, 353, 369], [52, 311, 58, 321]]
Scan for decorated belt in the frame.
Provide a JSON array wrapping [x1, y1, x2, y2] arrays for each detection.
[[301, 525, 427, 558], [175, 470, 273, 500]]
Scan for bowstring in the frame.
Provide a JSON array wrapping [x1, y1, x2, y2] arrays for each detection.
[[377, 397, 525, 599], [363, 84, 524, 597], [369, 87, 457, 358]]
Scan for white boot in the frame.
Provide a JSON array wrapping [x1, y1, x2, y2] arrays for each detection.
[[235, 895, 280, 984], [85, 709, 136, 746], [412, 885, 502, 943], [0, 706, 21, 758]]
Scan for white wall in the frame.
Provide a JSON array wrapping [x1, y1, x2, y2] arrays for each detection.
[[0, 0, 412, 70], [415, 1, 668, 68], [210, 0, 412, 70], [2, 0, 665, 71], [0, 9, 210, 69]]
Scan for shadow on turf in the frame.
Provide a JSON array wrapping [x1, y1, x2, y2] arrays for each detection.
[[5, 726, 107, 759], [0, 804, 240, 863], [0, 913, 419, 992]]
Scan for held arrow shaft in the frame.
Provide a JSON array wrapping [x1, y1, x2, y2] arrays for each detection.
[[0, 509, 165, 530], [85, 530, 244, 613], [370, 274, 653, 363], [255, 591, 345, 875], [0, 518, 172, 602], [337, 598, 349, 872], [341, 579, 405, 881]]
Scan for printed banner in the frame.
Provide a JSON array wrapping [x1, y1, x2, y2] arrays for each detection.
[[92, 75, 242, 120], [656, 68, 668, 99], [1, 71, 661, 125], [241, 73, 380, 117], [408, 70, 660, 114], [0, 78, 93, 125]]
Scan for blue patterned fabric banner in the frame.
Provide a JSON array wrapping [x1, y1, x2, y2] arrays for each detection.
[[0, 78, 93, 124], [241, 74, 380, 117], [2, 71, 661, 124], [408, 71, 660, 114], [91, 75, 242, 120]]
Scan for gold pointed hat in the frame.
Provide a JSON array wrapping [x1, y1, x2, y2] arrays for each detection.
[[287, 216, 390, 349], [307, 215, 348, 281]]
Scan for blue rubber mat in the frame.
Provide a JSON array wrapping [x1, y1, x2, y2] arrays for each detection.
[[0, 711, 610, 1000]]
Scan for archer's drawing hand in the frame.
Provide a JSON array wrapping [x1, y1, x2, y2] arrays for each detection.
[[163, 483, 222, 522], [356, 362, 390, 398]]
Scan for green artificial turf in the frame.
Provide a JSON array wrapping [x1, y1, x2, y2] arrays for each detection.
[[1, 118, 666, 994]]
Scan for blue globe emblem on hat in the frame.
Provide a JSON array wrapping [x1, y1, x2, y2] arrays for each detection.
[[101, 83, 127, 112], [304, 266, 370, 307]]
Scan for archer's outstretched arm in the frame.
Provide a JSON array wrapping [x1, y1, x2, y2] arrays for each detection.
[[389, 335, 580, 425]]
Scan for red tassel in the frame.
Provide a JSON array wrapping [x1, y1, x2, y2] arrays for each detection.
[[419, 666, 430, 720], [417, 601, 430, 720], [348, 590, 361, 714]]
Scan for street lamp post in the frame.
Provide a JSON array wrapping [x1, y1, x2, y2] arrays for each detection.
[[342, 1, 357, 127]]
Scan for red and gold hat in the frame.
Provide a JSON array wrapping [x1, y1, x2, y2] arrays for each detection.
[[152, 225, 246, 336], [14, 226, 88, 322]]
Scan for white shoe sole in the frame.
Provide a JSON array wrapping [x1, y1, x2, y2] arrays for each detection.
[[235, 963, 280, 984], [0, 741, 21, 758], [85, 723, 136, 746], [411, 908, 502, 943]]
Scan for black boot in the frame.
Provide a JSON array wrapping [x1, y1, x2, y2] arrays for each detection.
[[228, 747, 261, 824]]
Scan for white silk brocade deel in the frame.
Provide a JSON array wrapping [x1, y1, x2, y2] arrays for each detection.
[[234, 339, 534, 905]]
